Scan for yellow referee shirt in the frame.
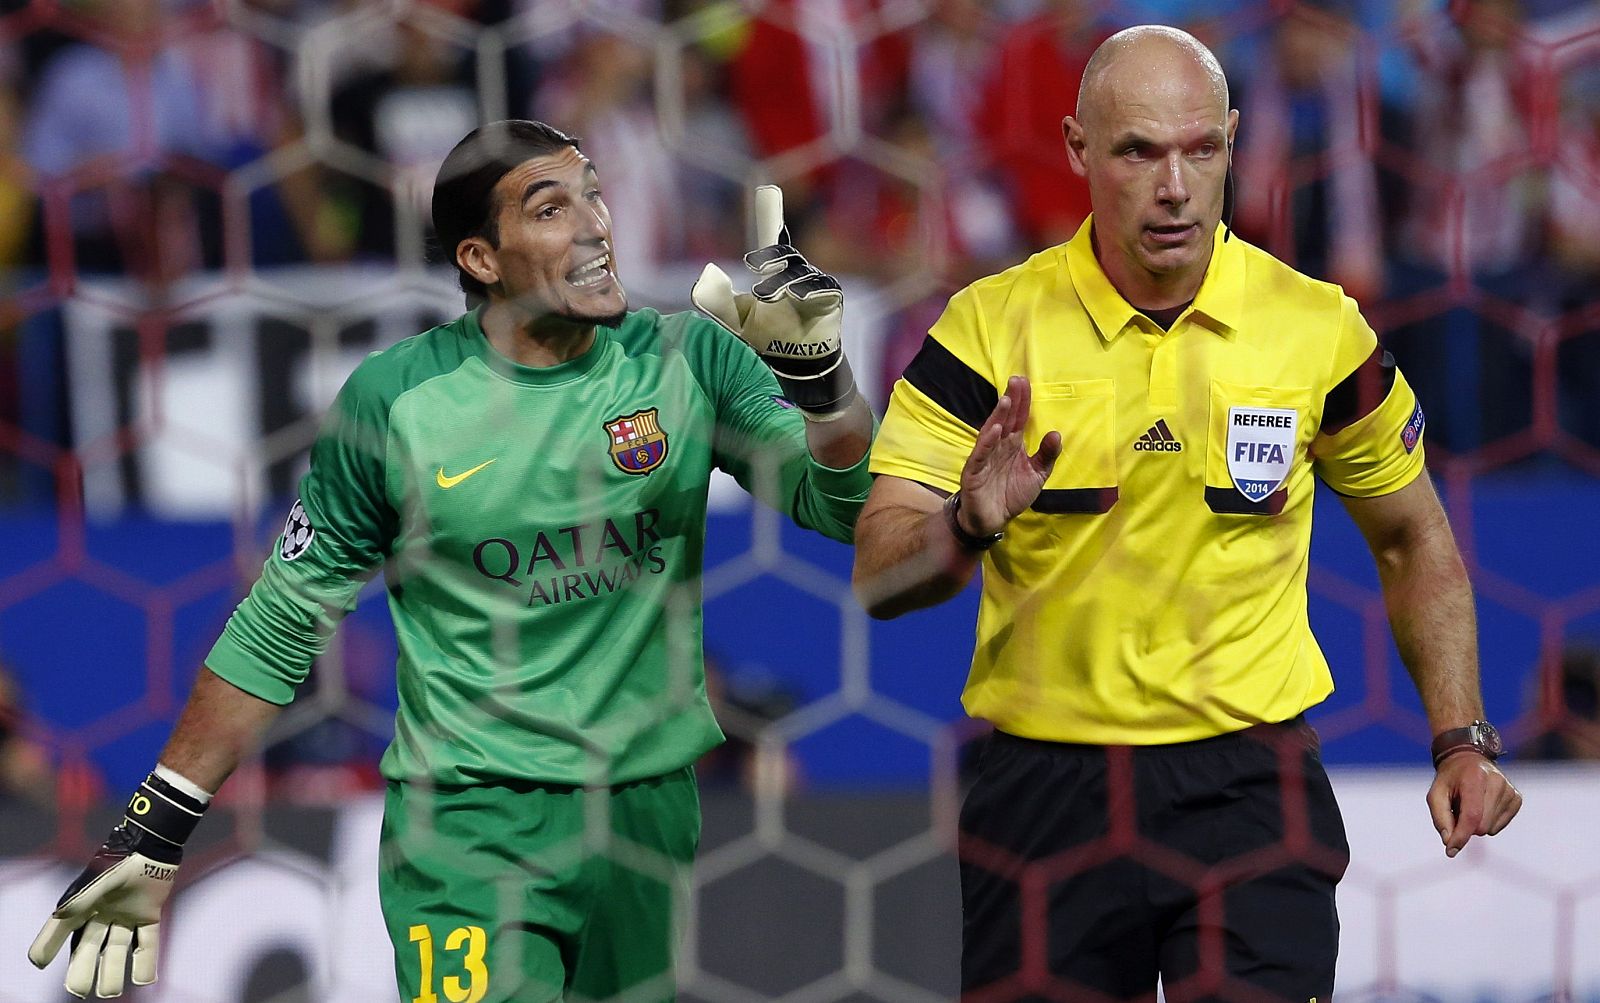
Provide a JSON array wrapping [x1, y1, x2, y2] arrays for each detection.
[[871, 218, 1427, 745]]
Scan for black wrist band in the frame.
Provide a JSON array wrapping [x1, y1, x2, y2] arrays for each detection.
[[772, 352, 857, 418], [944, 491, 1002, 551], [122, 771, 209, 848]]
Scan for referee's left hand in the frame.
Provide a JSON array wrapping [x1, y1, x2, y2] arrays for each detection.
[[956, 375, 1062, 537], [1428, 753, 1522, 857]]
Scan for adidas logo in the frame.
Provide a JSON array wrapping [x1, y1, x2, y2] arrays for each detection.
[[1134, 419, 1183, 452]]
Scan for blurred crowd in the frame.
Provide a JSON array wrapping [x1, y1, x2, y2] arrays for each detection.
[[0, 0, 1598, 801], [0, 0, 1598, 458]]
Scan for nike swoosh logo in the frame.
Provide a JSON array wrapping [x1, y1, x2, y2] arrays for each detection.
[[436, 459, 496, 489]]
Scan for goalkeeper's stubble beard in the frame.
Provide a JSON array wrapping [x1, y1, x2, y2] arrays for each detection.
[[507, 271, 629, 333]]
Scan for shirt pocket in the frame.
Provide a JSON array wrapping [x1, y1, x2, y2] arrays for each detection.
[[1205, 380, 1314, 515], [1030, 379, 1118, 515]]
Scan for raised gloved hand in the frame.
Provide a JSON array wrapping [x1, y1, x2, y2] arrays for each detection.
[[28, 770, 209, 998], [691, 185, 858, 421]]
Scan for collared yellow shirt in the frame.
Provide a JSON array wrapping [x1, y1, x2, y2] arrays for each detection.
[[871, 218, 1426, 745]]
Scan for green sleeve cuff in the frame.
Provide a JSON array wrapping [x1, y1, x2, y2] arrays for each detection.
[[204, 629, 300, 706], [808, 439, 875, 501]]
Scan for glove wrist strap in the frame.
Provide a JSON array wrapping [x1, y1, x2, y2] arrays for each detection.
[[775, 352, 858, 420], [122, 770, 210, 849], [796, 396, 856, 422], [154, 762, 214, 804]]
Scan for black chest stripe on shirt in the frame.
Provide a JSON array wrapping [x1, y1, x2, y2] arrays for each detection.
[[901, 335, 998, 430], [1321, 347, 1397, 435], [1031, 486, 1119, 514], [1205, 485, 1288, 515]]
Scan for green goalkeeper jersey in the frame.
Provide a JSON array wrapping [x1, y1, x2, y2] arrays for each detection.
[[205, 307, 872, 787]]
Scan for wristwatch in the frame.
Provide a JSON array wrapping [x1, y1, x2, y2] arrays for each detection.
[[1430, 719, 1503, 768], [943, 491, 1003, 552]]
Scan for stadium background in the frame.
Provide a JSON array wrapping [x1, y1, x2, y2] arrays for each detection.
[[0, 0, 1598, 999]]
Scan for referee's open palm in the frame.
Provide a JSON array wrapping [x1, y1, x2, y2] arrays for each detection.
[[958, 376, 1063, 536]]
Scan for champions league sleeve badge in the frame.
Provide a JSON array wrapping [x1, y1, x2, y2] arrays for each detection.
[[1226, 406, 1298, 503], [279, 499, 315, 561]]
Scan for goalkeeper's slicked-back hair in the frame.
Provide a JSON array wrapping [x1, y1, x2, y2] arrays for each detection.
[[432, 119, 583, 305]]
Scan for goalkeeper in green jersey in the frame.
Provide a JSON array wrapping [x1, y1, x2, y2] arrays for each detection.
[[28, 119, 875, 1001]]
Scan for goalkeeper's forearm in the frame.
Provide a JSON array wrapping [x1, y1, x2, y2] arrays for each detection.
[[803, 392, 873, 469], [157, 667, 285, 792]]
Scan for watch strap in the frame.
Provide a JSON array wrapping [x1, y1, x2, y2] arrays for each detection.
[[1432, 743, 1486, 768], [944, 492, 1002, 552], [1430, 720, 1500, 767]]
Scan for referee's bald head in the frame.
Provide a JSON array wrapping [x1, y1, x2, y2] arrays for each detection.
[[1075, 26, 1229, 134]]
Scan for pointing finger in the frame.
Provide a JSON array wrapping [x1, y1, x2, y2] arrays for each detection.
[[755, 185, 784, 248]]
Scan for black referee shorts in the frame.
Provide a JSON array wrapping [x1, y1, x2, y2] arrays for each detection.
[[959, 718, 1350, 1003]]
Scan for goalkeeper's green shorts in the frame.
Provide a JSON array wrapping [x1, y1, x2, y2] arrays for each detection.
[[378, 767, 700, 1003]]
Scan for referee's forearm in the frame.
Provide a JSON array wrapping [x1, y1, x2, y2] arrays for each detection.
[[1376, 523, 1485, 734], [852, 504, 980, 619]]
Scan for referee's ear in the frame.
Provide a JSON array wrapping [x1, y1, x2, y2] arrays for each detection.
[[1223, 141, 1236, 242], [1062, 115, 1089, 179], [1222, 108, 1240, 241]]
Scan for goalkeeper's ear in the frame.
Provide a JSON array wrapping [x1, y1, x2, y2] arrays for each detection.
[[691, 263, 744, 334]]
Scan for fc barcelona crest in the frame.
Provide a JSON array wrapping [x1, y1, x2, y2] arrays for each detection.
[[605, 408, 669, 475]]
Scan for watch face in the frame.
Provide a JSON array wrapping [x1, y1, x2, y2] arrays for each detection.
[[1475, 721, 1503, 757]]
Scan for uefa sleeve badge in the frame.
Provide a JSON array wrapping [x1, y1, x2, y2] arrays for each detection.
[[279, 499, 315, 561], [1226, 406, 1298, 503], [1401, 402, 1425, 454]]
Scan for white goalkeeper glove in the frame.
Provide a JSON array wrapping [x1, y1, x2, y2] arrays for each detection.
[[28, 769, 209, 998], [691, 185, 858, 421]]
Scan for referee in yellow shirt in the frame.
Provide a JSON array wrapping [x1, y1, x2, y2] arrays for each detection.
[[854, 25, 1522, 1003]]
